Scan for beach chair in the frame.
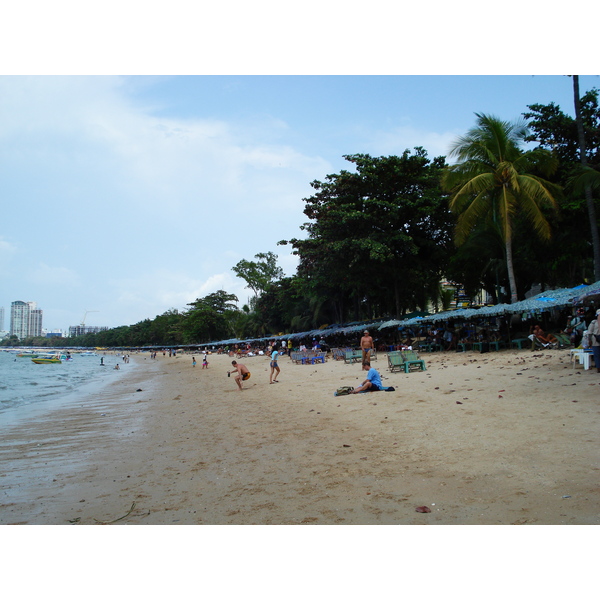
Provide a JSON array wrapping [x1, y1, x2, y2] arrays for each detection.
[[387, 352, 405, 373], [511, 338, 529, 349], [344, 350, 361, 364], [532, 336, 558, 350], [401, 350, 426, 372], [332, 348, 345, 361], [554, 333, 571, 348]]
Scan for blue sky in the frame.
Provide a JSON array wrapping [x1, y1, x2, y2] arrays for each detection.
[[1, 74, 599, 332]]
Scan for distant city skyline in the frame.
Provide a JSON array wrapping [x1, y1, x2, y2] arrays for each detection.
[[1, 299, 111, 339]]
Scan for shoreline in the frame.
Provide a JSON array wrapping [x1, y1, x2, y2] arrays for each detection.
[[0, 351, 140, 428], [0, 354, 162, 524], [1, 347, 599, 525]]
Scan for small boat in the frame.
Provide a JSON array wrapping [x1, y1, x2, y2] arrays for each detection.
[[79, 351, 98, 356], [32, 357, 62, 364], [31, 353, 66, 364]]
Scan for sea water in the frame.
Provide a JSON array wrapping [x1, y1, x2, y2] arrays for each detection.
[[0, 350, 134, 426]]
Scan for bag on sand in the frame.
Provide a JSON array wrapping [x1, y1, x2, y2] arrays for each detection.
[[335, 386, 354, 396]]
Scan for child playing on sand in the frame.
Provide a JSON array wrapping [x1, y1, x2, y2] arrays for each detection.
[[202, 352, 208, 369]]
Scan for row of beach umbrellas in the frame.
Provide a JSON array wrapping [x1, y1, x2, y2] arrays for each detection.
[[206, 280, 600, 347]]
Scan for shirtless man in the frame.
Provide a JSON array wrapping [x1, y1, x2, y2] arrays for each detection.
[[360, 330, 374, 366], [228, 360, 251, 391]]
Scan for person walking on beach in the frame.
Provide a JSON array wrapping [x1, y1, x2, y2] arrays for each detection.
[[351, 361, 382, 393], [270, 347, 280, 383], [360, 330, 374, 366], [228, 360, 251, 390], [202, 351, 208, 369], [192, 356, 197, 367]]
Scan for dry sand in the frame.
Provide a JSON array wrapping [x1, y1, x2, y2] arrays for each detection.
[[1, 347, 599, 525]]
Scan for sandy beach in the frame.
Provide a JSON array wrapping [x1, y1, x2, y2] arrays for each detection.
[[1, 346, 599, 526]]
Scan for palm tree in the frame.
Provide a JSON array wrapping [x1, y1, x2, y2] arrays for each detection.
[[572, 75, 600, 281], [442, 113, 560, 303], [570, 165, 600, 194]]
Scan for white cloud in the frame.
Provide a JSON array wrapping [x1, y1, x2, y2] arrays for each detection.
[[106, 268, 253, 325], [366, 124, 459, 159], [0, 77, 328, 223], [28, 262, 80, 287]]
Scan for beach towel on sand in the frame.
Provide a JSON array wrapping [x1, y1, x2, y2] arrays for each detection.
[[334, 386, 395, 396]]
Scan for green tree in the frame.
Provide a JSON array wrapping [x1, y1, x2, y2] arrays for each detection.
[[281, 150, 453, 320], [572, 75, 600, 280], [232, 252, 284, 298], [183, 290, 239, 343], [523, 86, 600, 282], [442, 113, 560, 303]]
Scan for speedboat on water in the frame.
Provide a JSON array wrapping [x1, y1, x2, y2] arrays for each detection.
[[31, 353, 70, 364], [32, 355, 62, 364]]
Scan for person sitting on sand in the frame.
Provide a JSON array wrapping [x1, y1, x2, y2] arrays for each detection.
[[529, 325, 557, 347], [351, 361, 383, 393], [228, 361, 251, 390]]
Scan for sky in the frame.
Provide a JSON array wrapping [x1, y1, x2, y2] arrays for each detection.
[[1, 74, 599, 332], [0, 3, 598, 333]]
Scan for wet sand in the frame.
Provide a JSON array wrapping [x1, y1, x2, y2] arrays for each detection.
[[1, 347, 599, 525]]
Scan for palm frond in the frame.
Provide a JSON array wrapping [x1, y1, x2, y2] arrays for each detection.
[[567, 165, 600, 195]]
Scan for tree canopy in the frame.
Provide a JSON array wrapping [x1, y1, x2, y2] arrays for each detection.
[[442, 113, 560, 303], [232, 252, 284, 297], [281, 150, 453, 320]]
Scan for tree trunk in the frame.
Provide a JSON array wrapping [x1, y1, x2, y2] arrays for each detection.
[[573, 75, 600, 281], [394, 274, 401, 317], [505, 235, 519, 303]]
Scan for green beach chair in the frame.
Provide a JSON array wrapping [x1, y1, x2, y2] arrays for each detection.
[[387, 352, 405, 373], [401, 350, 426, 372]]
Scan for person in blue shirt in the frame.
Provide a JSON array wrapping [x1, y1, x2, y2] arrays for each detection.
[[351, 362, 382, 393], [270, 347, 280, 384]]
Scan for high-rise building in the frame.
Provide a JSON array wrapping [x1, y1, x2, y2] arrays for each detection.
[[29, 309, 43, 337], [68, 325, 108, 337], [10, 301, 30, 339], [10, 301, 43, 339], [0, 306, 4, 330]]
